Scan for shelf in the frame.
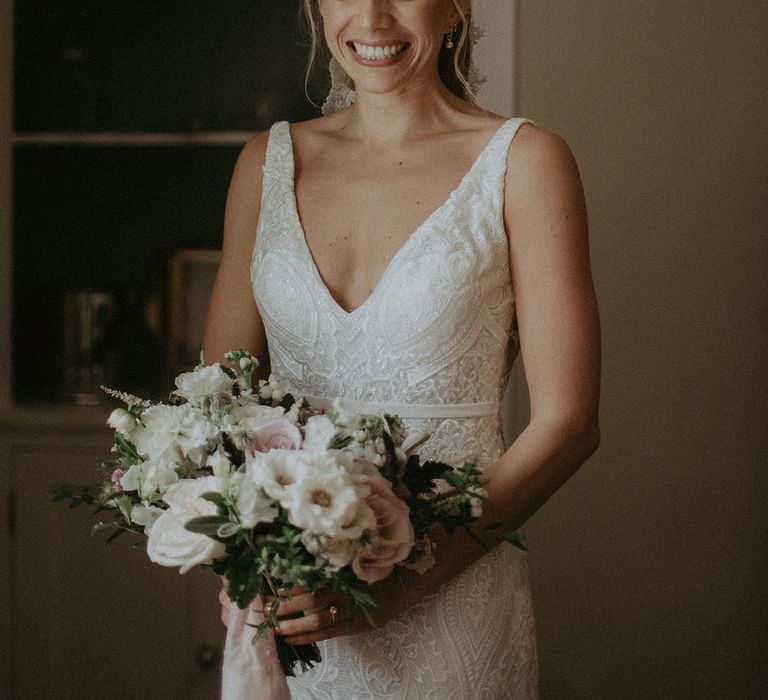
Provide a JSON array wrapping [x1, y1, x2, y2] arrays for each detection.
[[14, 131, 255, 147]]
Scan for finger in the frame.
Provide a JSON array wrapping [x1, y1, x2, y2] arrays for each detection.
[[275, 604, 342, 640], [271, 590, 335, 618], [276, 585, 310, 597], [282, 608, 358, 645]]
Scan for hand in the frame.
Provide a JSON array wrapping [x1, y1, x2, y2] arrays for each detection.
[[267, 572, 415, 646]]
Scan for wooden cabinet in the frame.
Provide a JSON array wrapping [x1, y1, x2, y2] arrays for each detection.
[[2, 419, 224, 698]]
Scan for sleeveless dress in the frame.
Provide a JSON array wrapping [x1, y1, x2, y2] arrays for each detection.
[[250, 117, 540, 699]]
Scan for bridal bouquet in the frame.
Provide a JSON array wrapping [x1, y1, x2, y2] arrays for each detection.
[[55, 348, 525, 683]]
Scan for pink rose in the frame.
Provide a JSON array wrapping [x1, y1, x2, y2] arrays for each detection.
[[251, 419, 302, 453], [352, 476, 414, 584]]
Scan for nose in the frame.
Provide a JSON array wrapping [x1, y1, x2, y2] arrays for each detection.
[[357, 0, 393, 31]]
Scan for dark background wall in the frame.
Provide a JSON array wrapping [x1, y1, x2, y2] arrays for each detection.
[[513, 2, 768, 698]]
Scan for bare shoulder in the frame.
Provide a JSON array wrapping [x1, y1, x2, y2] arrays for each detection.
[[503, 122, 589, 248], [506, 123, 584, 198], [219, 129, 272, 254]]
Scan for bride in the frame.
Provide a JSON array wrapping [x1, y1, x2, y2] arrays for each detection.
[[203, 0, 601, 697]]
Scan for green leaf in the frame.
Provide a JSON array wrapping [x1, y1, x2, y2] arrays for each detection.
[[440, 471, 463, 488], [92, 521, 120, 535], [461, 524, 491, 552], [501, 530, 528, 552], [105, 528, 127, 545], [52, 486, 73, 502], [114, 432, 141, 463], [225, 553, 263, 609], [185, 515, 231, 537], [216, 522, 241, 539], [201, 492, 228, 509]]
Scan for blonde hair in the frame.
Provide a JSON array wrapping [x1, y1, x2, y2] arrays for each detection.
[[301, 0, 474, 102]]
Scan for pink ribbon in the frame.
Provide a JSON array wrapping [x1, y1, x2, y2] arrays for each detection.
[[220, 588, 291, 700]]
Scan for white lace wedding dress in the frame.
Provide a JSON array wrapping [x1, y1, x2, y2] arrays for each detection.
[[250, 117, 540, 699]]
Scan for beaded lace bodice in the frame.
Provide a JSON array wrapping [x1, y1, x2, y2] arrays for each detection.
[[252, 118, 531, 469], [251, 118, 539, 699]]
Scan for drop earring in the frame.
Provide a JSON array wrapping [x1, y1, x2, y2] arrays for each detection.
[[445, 25, 456, 49]]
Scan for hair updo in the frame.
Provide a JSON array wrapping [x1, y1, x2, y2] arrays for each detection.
[[301, 0, 474, 102]]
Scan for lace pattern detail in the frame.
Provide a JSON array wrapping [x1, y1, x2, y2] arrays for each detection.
[[251, 118, 539, 698]]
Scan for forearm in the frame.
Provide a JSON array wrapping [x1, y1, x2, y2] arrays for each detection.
[[398, 417, 600, 603]]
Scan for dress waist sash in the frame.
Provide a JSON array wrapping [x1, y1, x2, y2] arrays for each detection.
[[302, 395, 499, 419]]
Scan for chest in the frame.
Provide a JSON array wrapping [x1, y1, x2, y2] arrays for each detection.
[[292, 141, 483, 313]]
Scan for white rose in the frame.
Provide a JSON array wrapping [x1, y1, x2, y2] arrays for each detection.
[[120, 459, 179, 502], [134, 404, 217, 466], [173, 363, 235, 404], [146, 476, 227, 574], [107, 408, 137, 436], [302, 415, 337, 452]]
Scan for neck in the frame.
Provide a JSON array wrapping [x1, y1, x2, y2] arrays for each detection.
[[337, 76, 475, 147]]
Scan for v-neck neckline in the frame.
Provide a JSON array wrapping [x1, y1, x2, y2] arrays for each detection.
[[283, 119, 512, 318]]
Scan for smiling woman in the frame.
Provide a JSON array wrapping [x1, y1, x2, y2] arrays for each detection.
[[203, 0, 600, 698], [303, 0, 475, 99]]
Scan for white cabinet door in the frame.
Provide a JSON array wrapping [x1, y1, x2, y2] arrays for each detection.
[[9, 435, 224, 699]]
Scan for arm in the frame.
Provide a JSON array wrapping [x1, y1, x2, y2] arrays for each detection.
[[202, 131, 271, 371], [402, 124, 601, 597], [274, 125, 601, 644]]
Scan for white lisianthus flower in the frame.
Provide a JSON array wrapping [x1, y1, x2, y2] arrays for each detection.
[[134, 404, 217, 467], [302, 415, 337, 452], [173, 363, 235, 405], [146, 476, 227, 574], [107, 407, 138, 436], [281, 453, 370, 538], [246, 450, 311, 507], [120, 459, 179, 502], [130, 503, 164, 531]]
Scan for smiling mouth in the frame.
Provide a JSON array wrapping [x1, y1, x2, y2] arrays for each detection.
[[350, 42, 410, 61]]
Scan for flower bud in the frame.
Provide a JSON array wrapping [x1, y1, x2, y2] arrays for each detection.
[[259, 386, 273, 400], [239, 357, 252, 369], [374, 437, 386, 455], [470, 498, 483, 518], [271, 389, 284, 403], [107, 408, 137, 435], [354, 429, 368, 443]]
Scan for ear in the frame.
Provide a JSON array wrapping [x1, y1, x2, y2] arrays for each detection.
[[447, 0, 471, 27]]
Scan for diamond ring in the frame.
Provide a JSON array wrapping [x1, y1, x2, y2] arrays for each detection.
[[328, 605, 338, 623]]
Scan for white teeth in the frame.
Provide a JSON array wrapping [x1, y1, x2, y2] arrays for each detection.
[[353, 42, 406, 61]]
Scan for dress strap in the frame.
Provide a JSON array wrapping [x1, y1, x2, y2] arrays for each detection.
[[261, 121, 294, 187]]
